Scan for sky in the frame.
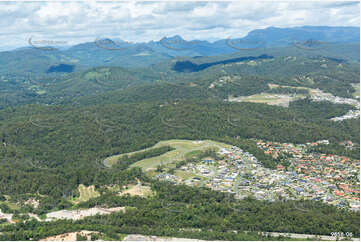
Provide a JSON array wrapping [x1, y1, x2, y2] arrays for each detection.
[[0, 1, 359, 50]]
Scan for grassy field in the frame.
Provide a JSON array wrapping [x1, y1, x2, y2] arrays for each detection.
[[72, 184, 100, 204], [228, 92, 306, 107], [104, 139, 232, 170], [0, 201, 20, 211], [119, 185, 153, 197], [270, 83, 360, 100], [174, 170, 197, 180]]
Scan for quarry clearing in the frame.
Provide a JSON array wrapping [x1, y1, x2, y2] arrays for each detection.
[[104, 139, 232, 170], [0, 206, 125, 224], [46, 207, 125, 221]]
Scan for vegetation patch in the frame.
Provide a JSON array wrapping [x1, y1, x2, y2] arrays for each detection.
[[352, 83, 360, 98], [105, 145, 174, 168], [105, 140, 231, 171], [72, 185, 100, 204], [173, 170, 197, 181], [228, 92, 306, 107], [119, 185, 153, 198], [131, 140, 230, 170]]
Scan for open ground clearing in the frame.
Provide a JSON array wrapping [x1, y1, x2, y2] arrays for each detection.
[[0, 210, 14, 224], [119, 179, 153, 197], [268, 83, 311, 90], [119, 184, 153, 197], [104, 139, 232, 170], [123, 234, 208, 241], [0, 207, 126, 223], [228, 93, 306, 107], [123, 232, 358, 241], [230, 83, 360, 109], [71, 184, 100, 204], [40, 230, 99, 241], [46, 207, 125, 221]]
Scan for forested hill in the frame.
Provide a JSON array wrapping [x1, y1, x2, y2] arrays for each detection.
[[0, 53, 359, 109], [0, 99, 358, 170], [172, 54, 273, 72]]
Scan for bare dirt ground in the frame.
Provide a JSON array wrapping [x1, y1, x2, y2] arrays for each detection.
[[40, 230, 98, 241], [1, 206, 125, 223], [119, 179, 153, 197], [0, 210, 14, 223], [46, 207, 125, 221], [124, 233, 358, 241], [123, 234, 208, 241]]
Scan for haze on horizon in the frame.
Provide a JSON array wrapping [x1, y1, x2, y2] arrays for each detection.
[[0, 1, 359, 51]]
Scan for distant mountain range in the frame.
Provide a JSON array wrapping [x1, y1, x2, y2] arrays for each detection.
[[66, 26, 360, 56], [12, 26, 360, 53], [0, 26, 359, 76]]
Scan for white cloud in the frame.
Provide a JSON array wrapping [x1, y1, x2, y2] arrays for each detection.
[[0, 1, 358, 50]]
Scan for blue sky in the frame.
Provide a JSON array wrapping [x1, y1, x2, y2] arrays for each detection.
[[0, 1, 359, 50]]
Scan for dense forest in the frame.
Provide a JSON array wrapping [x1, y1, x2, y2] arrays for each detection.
[[0, 181, 359, 240], [0, 98, 358, 197]]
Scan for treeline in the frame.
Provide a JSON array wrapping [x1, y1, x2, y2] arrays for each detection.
[[267, 87, 309, 95], [114, 146, 174, 169], [0, 181, 359, 240], [289, 98, 354, 120]]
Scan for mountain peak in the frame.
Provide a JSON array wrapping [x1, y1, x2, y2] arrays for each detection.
[[160, 35, 184, 41]]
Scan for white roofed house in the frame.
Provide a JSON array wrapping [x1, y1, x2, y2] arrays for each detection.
[[218, 148, 231, 155]]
